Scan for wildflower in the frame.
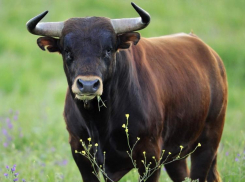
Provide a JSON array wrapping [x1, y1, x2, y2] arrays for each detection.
[[225, 152, 229, 156], [137, 137, 140, 140], [80, 139, 83, 142], [235, 158, 239, 162], [103, 151, 106, 154], [122, 124, 126, 128], [143, 151, 146, 155], [95, 143, 98, 147], [14, 173, 19, 177], [6, 165, 9, 169], [100, 165, 102, 168], [180, 145, 183, 149], [4, 173, 8, 177], [11, 167, 16, 172], [168, 152, 171, 155], [87, 138, 91, 142], [141, 160, 144, 163], [13, 179, 18, 181], [198, 143, 201, 147], [125, 128, 128, 133], [162, 150, 165, 153], [152, 156, 155, 159], [125, 114, 129, 119], [82, 151, 86, 155], [22, 179, 26, 182], [75, 150, 78, 153]]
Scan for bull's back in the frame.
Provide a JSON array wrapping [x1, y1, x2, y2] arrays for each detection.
[[131, 33, 227, 147]]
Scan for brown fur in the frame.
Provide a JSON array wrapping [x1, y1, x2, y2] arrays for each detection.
[[37, 18, 227, 182]]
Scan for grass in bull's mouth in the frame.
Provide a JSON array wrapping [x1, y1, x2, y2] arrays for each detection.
[[97, 95, 107, 111]]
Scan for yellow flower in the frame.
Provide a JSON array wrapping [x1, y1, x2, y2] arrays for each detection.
[[82, 151, 86, 155], [75, 150, 78, 153], [198, 143, 201, 147], [162, 150, 165, 152], [122, 124, 126, 128], [141, 160, 144, 163], [95, 143, 98, 147], [180, 145, 183, 149], [143, 151, 146, 155], [168, 152, 171, 155], [152, 156, 155, 159], [87, 138, 91, 142], [80, 139, 83, 142], [103, 151, 106, 154], [137, 137, 140, 140], [125, 114, 129, 119], [125, 128, 128, 133]]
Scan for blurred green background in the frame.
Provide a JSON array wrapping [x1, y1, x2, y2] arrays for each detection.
[[0, 0, 244, 181]]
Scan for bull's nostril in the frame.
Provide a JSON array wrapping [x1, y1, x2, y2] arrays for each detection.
[[93, 80, 100, 91], [77, 79, 84, 90]]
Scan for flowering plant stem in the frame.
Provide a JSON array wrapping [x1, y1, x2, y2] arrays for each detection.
[[76, 114, 201, 182]]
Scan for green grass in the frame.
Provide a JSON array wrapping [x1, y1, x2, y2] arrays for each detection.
[[0, 0, 245, 181]]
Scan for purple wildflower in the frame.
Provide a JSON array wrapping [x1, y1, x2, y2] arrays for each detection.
[[62, 159, 68, 166], [6, 165, 9, 169], [11, 167, 16, 172], [13, 178, 18, 181], [6, 118, 10, 123], [237, 153, 241, 157], [8, 122, 13, 129], [14, 173, 19, 177], [13, 115, 18, 121], [13, 164, 17, 167], [2, 128, 8, 136], [4, 142, 8, 147], [235, 158, 239, 162], [4, 173, 8, 177], [22, 179, 26, 182], [225, 152, 229, 156]]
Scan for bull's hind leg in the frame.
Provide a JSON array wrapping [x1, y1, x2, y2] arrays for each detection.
[[164, 159, 189, 182], [190, 144, 222, 182], [207, 155, 222, 182]]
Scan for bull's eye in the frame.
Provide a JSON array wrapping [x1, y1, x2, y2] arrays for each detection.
[[65, 50, 73, 65], [105, 48, 111, 58]]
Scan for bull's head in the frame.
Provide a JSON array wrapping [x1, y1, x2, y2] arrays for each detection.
[[27, 3, 150, 102]]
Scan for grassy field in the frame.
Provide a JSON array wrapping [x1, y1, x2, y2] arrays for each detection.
[[0, 0, 244, 181]]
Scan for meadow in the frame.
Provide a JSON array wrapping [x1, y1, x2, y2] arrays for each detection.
[[0, 0, 244, 181]]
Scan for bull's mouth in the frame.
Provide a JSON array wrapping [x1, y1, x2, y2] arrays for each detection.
[[75, 94, 98, 101]]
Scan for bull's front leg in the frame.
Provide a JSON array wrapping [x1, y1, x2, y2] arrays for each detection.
[[70, 135, 99, 182], [136, 138, 162, 182]]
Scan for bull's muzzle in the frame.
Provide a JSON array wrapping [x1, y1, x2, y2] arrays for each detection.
[[72, 76, 103, 101]]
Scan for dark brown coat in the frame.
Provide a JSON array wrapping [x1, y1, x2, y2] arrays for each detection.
[[37, 18, 227, 182]]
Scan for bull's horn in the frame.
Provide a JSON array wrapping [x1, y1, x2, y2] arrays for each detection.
[[26, 11, 64, 37], [110, 2, 151, 34]]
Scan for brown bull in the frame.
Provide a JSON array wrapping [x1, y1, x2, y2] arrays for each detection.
[[26, 2, 227, 182]]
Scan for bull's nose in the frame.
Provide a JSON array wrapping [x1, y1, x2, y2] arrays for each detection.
[[77, 79, 100, 94]]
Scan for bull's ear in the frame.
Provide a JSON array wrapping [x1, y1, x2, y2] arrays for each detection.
[[37, 37, 60, 53], [117, 32, 140, 49]]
